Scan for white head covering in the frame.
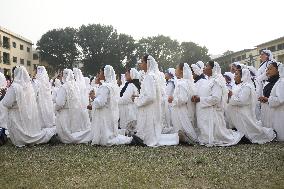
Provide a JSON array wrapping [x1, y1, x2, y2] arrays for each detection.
[[73, 68, 89, 108], [191, 61, 204, 76], [35, 66, 55, 127], [278, 63, 284, 79], [167, 68, 176, 77], [12, 66, 43, 134], [130, 68, 140, 80], [183, 63, 196, 95], [0, 72, 7, 89], [247, 66, 257, 76], [224, 72, 234, 82], [241, 68, 257, 112], [211, 62, 228, 107], [54, 78, 62, 88], [103, 65, 120, 134], [262, 49, 274, 61]]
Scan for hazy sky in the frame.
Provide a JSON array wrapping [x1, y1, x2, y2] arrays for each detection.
[[0, 0, 283, 55]]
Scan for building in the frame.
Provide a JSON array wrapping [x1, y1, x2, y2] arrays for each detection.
[[256, 36, 284, 67], [213, 36, 284, 72], [0, 26, 40, 77]]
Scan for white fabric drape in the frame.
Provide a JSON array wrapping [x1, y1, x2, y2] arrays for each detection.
[[269, 63, 284, 141], [2, 66, 56, 147], [35, 66, 55, 128], [56, 69, 92, 144]]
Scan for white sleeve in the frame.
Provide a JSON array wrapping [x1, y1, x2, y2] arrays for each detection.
[[55, 87, 67, 111], [199, 83, 222, 108], [119, 84, 135, 105], [268, 82, 284, 107], [230, 86, 251, 106], [2, 87, 16, 108], [135, 75, 155, 107], [173, 85, 188, 106], [92, 86, 109, 109]]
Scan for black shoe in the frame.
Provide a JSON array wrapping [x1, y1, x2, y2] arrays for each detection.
[[130, 135, 147, 147]]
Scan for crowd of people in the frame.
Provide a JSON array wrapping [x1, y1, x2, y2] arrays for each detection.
[[0, 50, 283, 147]]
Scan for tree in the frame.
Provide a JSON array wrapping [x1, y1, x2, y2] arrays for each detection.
[[36, 27, 79, 73], [136, 35, 181, 71], [179, 42, 211, 65], [222, 50, 234, 56], [77, 24, 136, 75]]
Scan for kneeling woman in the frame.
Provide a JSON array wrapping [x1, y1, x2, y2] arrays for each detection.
[[228, 69, 275, 143], [169, 63, 198, 144], [56, 69, 92, 144], [91, 65, 132, 146], [2, 66, 56, 147]]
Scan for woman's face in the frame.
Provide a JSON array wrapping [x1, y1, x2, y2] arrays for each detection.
[[230, 64, 237, 74], [234, 70, 242, 84], [99, 69, 105, 81], [175, 65, 183, 79], [260, 52, 269, 62], [204, 63, 213, 77], [139, 58, 147, 72], [125, 71, 131, 81], [266, 64, 279, 78]]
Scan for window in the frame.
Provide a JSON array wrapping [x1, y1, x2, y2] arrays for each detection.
[[277, 43, 284, 51], [33, 64, 37, 71], [12, 42, 16, 48], [2, 36, 10, 49], [13, 56, 17, 63], [20, 44, 24, 50], [3, 52, 10, 64], [268, 46, 276, 52], [27, 60, 31, 66], [27, 47, 30, 52], [33, 53, 39, 60], [20, 58, 24, 65]]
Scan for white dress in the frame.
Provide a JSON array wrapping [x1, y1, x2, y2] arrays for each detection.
[[171, 79, 198, 142], [55, 83, 92, 144], [268, 77, 284, 141], [196, 77, 243, 147], [228, 83, 275, 143], [0, 101, 8, 129], [163, 80, 175, 133], [91, 84, 132, 146], [3, 85, 56, 147], [135, 74, 179, 147], [118, 83, 139, 130]]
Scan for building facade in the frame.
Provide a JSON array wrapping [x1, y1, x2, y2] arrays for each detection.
[[213, 36, 284, 72], [0, 26, 39, 77]]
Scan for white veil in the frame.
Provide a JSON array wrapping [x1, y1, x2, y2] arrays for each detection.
[[191, 61, 204, 76], [183, 63, 196, 95], [0, 72, 6, 89], [130, 68, 140, 80], [212, 62, 228, 108], [35, 66, 55, 127], [73, 68, 89, 108], [103, 65, 120, 134], [12, 66, 42, 134]]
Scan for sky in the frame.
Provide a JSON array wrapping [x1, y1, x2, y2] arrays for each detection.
[[0, 0, 283, 55]]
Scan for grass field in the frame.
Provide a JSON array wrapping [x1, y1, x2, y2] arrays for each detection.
[[0, 141, 283, 189]]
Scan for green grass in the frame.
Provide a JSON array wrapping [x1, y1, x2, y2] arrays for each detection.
[[0, 141, 283, 189]]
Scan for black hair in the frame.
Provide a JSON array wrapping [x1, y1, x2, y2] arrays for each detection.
[[236, 65, 242, 70], [142, 54, 149, 63], [208, 61, 215, 69], [178, 63, 184, 70], [270, 62, 279, 69], [100, 65, 106, 72]]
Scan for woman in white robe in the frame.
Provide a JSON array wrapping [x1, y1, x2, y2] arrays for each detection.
[[0, 72, 8, 129], [52, 78, 62, 103], [55, 69, 92, 144], [134, 55, 179, 147], [91, 65, 132, 146], [228, 69, 275, 143], [118, 68, 140, 133], [34, 66, 56, 128], [73, 68, 89, 110], [258, 62, 280, 128], [268, 63, 284, 141], [170, 63, 198, 144], [2, 66, 56, 147], [163, 68, 176, 133], [192, 61, 243, 147]]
